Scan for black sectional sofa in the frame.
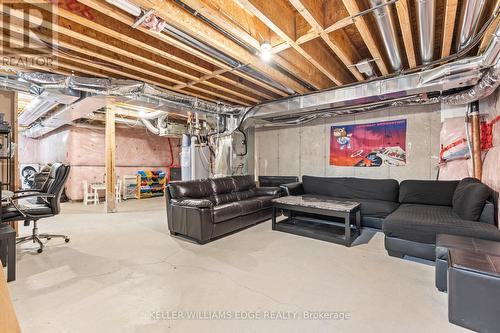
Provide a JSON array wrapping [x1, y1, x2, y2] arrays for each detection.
[[281, 176, 500, 260], [166, 175, 280, 244]]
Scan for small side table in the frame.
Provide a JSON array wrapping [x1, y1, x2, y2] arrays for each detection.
[[0, 224, 16, 282]]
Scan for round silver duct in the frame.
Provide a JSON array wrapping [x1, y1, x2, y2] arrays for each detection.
[[416, 0, 436, 64]]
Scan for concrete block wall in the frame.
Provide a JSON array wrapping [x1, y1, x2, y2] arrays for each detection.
[[255, 104, 441, 182]]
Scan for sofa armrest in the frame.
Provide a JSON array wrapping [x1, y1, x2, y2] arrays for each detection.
[[479, 201, 496, 225], [254, 186, 281, 197], [280, 182, 304, 196], [171, 199, 214, 209]]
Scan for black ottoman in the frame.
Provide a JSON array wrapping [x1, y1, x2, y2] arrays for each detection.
[[448, 249, 500, 332], [435, 234, 500, 292]]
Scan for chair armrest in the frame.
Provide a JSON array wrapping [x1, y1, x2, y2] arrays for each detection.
[[254, 187, 281, 197], [280, 182, 304, 196], [10, 193, 55, 201], [13, 189, 42, 194], [170, 199, 214, 209]]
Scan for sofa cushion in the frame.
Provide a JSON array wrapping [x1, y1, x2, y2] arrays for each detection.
[[301, 194, 399, 218], [399, 180, 459, 206], [168, 178, 213, 199], [383, 204, 500, 244], [232, 175, 256, 191], [302, 176, 399, 202], [211, 177, 238, 205], [452, 178, 490, 221], [253, 196, 274, 209], [213, 202, 242, 223], [236, 189, 256, 201], [237, 198, 262, 215]]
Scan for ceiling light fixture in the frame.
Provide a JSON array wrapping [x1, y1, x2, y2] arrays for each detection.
[[260, 41, 272, 62]]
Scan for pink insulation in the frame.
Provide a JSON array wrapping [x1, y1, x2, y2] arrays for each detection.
[[481, 89, 500, 194], [19, 125, 180, 201], [438, 117, 473, 180], [439, 89, 500, 223]]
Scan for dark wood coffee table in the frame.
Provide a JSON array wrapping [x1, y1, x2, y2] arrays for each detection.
[[271, 195, 361, 246]]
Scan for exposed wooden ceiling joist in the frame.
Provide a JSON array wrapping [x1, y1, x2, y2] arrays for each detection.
[[341, 0, 389, 75], [289, 0, 364, 81], [237, 0, 355, 86], [395, 0, 417, 68], [76, 0, 281, 100], [176, 0, 332, 90], [441, 0, 459, 58], [131, 0, 309, 94], [5, 3, 255, 105]]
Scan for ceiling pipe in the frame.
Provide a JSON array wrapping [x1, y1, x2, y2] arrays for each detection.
[[416, 0, 436, 64], [456, 0, 488, 50], [369, 0, 402, 72]]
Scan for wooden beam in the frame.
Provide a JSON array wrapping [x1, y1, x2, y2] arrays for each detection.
[[2, 31, 239, 105], [479, 0, 500, 53], [395, 0, 417, 67], [22, 2, 257, 103], [78, 0, 279, 100], [3, 11, 252, 105], [175, 0, 331, 90], [289, 0, 364, 81], [271, 14, 354, 54], [105, 106, 116, 213], [341, 0, 389, 75], [130, 0, 308, 94], [441, 0, 459, 58], [238, 0, 354, 86]]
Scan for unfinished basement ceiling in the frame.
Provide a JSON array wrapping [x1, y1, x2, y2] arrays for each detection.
[[1, 0, 499, 108]]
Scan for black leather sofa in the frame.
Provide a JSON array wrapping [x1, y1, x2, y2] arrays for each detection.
[[166, 175, 280, 244], [281, 176, 500, 260]]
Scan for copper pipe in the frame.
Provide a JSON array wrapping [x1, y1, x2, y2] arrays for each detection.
[[470, 103, 482, 180]]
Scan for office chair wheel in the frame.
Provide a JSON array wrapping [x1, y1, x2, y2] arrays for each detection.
[[37, 248, 43, 254], [65, 238, 70, 243]]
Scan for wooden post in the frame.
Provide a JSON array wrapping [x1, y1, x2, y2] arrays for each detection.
[[470, 102, 482, 180], [105, 106, 116, 213]]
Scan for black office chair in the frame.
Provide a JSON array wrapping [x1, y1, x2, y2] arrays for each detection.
[[2, 163, 71, 253]]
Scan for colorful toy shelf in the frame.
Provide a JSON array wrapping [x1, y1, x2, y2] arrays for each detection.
[[136, 170, 166, 199]]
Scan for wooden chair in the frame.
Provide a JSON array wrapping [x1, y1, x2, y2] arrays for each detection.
[[82, 180, 98, 205]]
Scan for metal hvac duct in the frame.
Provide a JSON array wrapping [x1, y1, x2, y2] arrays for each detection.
[[18, 89, 81, 126], [441, 62, 500, 104], [416, 0, 436, 64], [238, 24, 500, 128], [369, 0, 402, 71], [456, 0, 488, 50]]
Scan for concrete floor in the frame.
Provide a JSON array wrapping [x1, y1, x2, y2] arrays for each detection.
[[7, 198, 467, 333]]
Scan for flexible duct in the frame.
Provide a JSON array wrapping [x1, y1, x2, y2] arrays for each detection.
[[456, 0, 488, 50], [369, 0, 402, 71], [416, 0, 436, 64], [441, 62, 500, 104]]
